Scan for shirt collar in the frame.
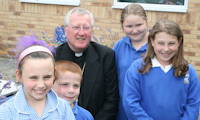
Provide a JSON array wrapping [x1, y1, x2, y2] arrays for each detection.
[[124, 36, 148, 52], [151, 57, 172, 73], [14, 87, 58, 115], [43, 89, 59, 113], [13, 86, 30, 114]]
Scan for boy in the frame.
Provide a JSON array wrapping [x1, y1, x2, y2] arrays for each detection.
[[53, 60, 94, 120]]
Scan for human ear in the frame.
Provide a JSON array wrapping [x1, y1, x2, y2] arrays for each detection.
[[15, 69, 22, 83], [150, 38, 155, 47], [64, 26, 68, 32]]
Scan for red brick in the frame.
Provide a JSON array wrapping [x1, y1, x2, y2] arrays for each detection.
[[27, 24, 35, 28], [195, 62, 200, 66], [7, 37, 16, 41], [197, 35, 200, 39], [0, 21, 5, 26], [184, 51, 195, 56], [16, 30, 25, 35], [13, 11, 21, 16], [90, 2, 111, 7], [0, 43, 7, 50], [9, 5, 15, 12], [182, 29, 191, 34]]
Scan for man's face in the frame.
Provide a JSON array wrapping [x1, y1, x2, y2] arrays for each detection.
[[65, 13, 93, 52]]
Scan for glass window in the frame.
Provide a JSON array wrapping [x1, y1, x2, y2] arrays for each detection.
[[112, 0, 188, 13], [19, 0, 80, 6]]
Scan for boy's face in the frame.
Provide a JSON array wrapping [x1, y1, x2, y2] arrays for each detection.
[[53, 71, 81, 106], [16, 58, 55, 103]]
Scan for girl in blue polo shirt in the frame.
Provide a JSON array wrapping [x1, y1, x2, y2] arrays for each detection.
[[113, 3, 148, 120], [123, 20, 200, 120], [0, 35, 75, 120]]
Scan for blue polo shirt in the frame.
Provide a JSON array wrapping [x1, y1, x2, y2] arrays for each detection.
[[113, 36, 147, 120], [0, 86, 75, 120]]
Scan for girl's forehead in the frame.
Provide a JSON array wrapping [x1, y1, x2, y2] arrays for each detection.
[[22, 58, 54, 69], [125, 14, 146, 20], [25, 57, 53, 63], [154, 32, 178, 42], [155, 32, 176, 37], [124, 15, 146, 24]]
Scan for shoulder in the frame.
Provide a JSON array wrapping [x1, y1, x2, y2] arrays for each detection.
[[76, 105, 94, 120], [0, 98, 14, 118], [126, 58, 144, 78], [51, 90, 71, 111], [113, 36, 129, 50], [55, 43, 66, 51], [90, 41, 114, 55], [57, 97, 71, 109], [55, 43, 66, 57], [57, 97, 75, 119], [188, 64, 197, 72], [129, 58, 144, 70], [187, 64, 199, 81]]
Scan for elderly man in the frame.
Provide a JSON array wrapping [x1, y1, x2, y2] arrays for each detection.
[[55, 7, 119, 120]]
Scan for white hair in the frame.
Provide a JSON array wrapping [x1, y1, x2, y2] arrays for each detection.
[[64, 7, 95, 26]]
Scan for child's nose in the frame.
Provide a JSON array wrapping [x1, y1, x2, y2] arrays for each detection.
[[164, 45, 169, 51], [68, 86, 74, 93], [37, 80, 45, 88]]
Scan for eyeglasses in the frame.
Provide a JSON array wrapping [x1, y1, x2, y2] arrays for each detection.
[[69, 25, 92, 31]]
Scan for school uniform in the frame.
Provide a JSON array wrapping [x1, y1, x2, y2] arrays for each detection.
[[123, 58, 200, 120], [113, 36, 147, 120], [73, 101, 94, 120], [0, 86, 75, 120]]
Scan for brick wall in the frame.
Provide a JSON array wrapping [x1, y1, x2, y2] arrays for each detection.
[[0, 0, 200, 76]]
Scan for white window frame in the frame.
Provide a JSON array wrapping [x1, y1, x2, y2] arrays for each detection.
[[19, 0, 80, 6], [112, 0, 188, 13]]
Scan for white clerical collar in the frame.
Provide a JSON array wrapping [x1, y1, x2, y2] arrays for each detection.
[[75, 52, 83, 57], [151, 57, 172, 73]]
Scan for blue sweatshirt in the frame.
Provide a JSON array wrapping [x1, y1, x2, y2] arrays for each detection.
[[123, 58, 200, 120]]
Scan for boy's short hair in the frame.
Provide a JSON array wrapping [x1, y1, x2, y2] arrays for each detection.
[[55, 60, 82, 81]]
